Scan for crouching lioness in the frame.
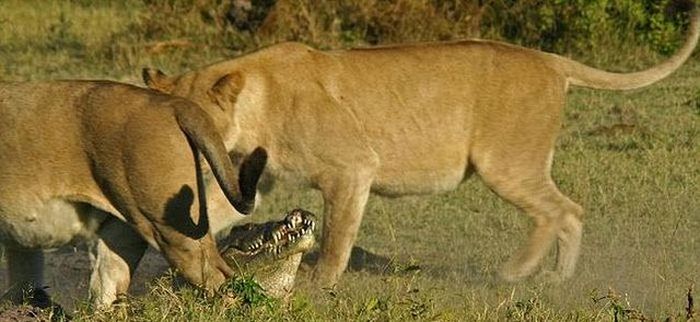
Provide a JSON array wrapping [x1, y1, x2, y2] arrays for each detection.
[[0, 80, 267, 308], [143, 9, 700, 287]]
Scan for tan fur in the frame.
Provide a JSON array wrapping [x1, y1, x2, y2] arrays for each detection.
[[143, 10, 700, 287], [0, 81, 266, 307]]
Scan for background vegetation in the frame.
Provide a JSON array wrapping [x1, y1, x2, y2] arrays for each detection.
[[0, 0, 695, 81], [0, 0, 698, 320]]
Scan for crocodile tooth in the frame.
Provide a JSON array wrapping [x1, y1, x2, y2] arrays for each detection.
[[289, 216, 299, 229]]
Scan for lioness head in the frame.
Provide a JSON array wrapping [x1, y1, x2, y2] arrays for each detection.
[[142, 68, 244, 144]]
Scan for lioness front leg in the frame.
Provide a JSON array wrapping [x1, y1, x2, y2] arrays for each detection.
[[88, 216, 147, 308], [312, 167, 376, 287]]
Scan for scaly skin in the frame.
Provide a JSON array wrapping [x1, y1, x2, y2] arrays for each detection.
[[219, 209, 316, 299]]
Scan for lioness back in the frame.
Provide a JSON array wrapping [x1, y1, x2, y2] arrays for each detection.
[[0, 81, 195, 249]]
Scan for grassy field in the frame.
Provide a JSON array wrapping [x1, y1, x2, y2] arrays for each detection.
[[1, 1, 698, 320]]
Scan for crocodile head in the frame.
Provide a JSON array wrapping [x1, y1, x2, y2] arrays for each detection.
[[219, 208, 316, 299]]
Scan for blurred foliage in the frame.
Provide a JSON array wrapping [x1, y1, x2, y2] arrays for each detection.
[[482, 0, 693, 58], [128, 0, 694, 67], [0, 0, 695, 79]]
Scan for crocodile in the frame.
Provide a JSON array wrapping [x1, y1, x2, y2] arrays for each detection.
[[219, 208, 316, 299]]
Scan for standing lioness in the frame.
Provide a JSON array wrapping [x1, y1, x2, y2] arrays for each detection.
[[143, 9, 700, 287], [0, 81, 266, 307]]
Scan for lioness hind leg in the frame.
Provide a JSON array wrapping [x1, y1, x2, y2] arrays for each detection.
[[475, 154, 583, 281], [312, 167, 376, 287], [88, 216, 147, 308], [554, 209, 583, 279]]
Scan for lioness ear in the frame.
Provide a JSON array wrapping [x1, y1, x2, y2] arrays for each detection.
[[208, 72, 245, 110], [142, 67, 174, 93]]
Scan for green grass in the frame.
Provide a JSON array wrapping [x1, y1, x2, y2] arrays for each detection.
[[1, 1, 698, 321]]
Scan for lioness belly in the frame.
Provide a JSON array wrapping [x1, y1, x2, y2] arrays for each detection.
[[372, 148, 469, 196], [372, 167, 467, 196], [0, 198, 106, 249]]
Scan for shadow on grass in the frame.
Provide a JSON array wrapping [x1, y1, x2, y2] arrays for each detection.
[[302, 246, 397, 274], [301, 246, 492, 285]]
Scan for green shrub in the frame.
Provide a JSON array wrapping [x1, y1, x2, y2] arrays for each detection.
[[208, 0, 693, 66], [481, 0, 691, 66], [0, 0, 694, 79]]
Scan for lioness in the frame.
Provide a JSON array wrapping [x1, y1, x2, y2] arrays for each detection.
[[0, 80, 267, 307], [143, 9, 700, 287]]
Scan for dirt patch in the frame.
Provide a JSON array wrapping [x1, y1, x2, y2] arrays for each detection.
[[1, 245, 396, 313], [1, 246, 170, 313], [0, 304, 50, 322]]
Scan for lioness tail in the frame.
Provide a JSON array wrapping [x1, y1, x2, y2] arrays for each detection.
[[552, 8, 700, 90], [174, 102, 267, 215]]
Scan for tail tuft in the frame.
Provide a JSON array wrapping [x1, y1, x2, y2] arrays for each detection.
[[238, 147, 268, 213]]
